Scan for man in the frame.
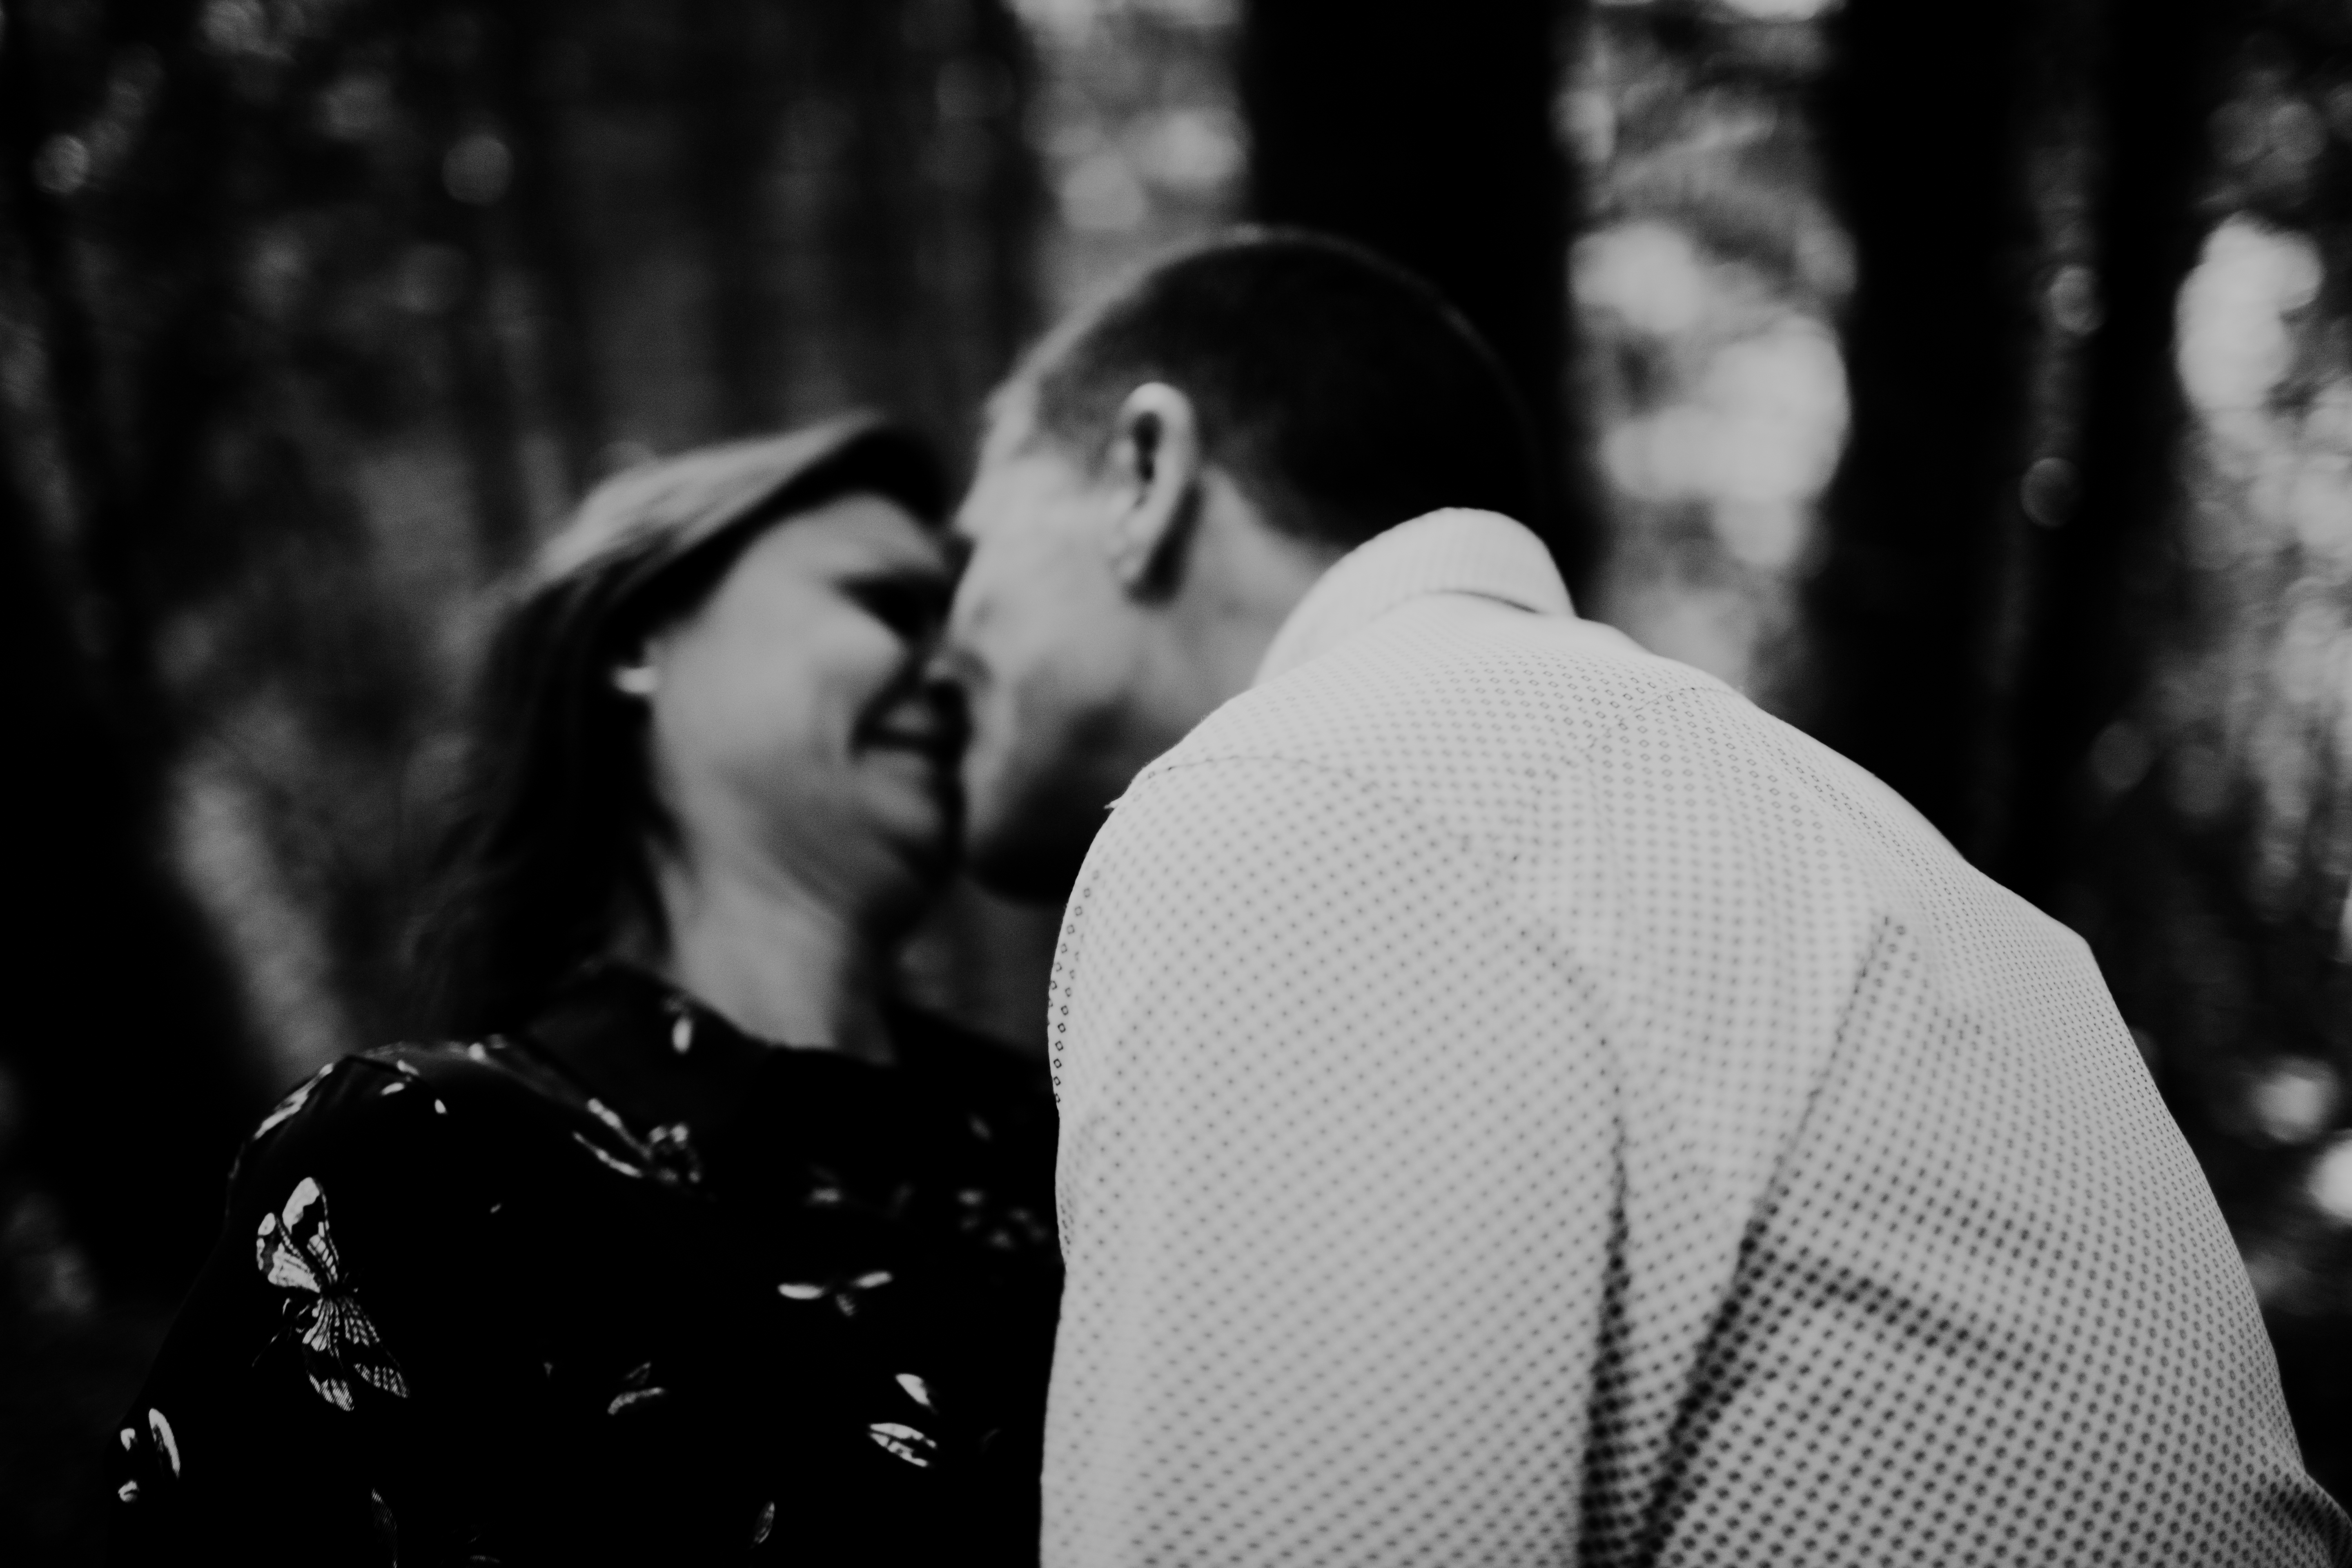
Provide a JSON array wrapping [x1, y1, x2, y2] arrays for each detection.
[[941, 230, 2350, 1564]]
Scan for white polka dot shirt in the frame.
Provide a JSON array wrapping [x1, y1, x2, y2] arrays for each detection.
[[1042, 509, 2350, 1566]]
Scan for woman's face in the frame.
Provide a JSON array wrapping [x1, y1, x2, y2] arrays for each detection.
[[635, 493, 961, 927]]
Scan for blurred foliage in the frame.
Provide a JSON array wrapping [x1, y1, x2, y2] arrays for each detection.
[[1568, 0, 1848, 703], [0, 0, 1040, 1082], [2088, 0, 2352, 1492], [0, 0, 1041, 1558], [1011, 0, 1241, 316], [1571, 0, 2352, 1500]]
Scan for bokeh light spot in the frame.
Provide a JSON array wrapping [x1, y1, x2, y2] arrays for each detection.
[[32, 134, 92, 197], [1575, 221, 1708, 337], [1058, 149, 1147, 232], [2310, 1134, 2352, 1225], [2178, 217, 2321, 414], [443, 131, 513, 206], [2251, 1059, 2340, 1145]]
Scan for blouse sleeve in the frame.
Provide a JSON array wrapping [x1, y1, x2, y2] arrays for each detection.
[[109, 1056, 456, 1566]]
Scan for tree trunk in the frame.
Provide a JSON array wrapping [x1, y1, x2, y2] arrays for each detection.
[[686, 0, 784, 437], [0, 0, 266, 1294], [0, 4, 157, 730], [970, 0, 1042, 396], [494, 0, 609, 494], [1802, 0, 2041, 853], [0, 360, 257, 1299], [1238, 0, 1593, 590], [408, 2, 536, 567], [1992, 0, 2231, 906], [829, 0, 942, 423]]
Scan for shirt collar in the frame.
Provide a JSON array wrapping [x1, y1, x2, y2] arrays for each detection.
[[1254, 509, 1574, 687]]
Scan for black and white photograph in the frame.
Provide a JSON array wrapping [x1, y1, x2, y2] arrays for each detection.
[[4, 0, 2352, 1561]]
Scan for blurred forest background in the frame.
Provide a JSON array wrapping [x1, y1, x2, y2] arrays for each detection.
[[4, 0, 2351, 1555]]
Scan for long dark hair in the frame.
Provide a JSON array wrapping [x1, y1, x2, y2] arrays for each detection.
[[417, 414, 947, 1038]]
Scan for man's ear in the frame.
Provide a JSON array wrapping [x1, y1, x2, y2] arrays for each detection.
[[1102, 382, 1202, 599]]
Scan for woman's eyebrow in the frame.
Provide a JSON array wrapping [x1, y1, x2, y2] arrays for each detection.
[[840, 555, 952, 590], [837, 563, 953, 626]]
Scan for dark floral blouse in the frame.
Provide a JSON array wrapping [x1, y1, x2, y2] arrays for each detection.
[[108, 965, 1061, 1566]]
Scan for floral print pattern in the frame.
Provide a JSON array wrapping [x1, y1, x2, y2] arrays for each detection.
[[110, 964, 1060, 1566], [254, 1176, 410, 1412]]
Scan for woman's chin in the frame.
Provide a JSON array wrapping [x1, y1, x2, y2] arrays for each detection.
[[867, 784, 961, 885]]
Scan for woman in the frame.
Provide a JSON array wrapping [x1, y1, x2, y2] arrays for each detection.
[[109, 416, 1060, 1566]]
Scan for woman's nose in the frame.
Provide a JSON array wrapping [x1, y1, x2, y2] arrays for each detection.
[[918, 663, 971, 753], [921, 634, 978, 704]]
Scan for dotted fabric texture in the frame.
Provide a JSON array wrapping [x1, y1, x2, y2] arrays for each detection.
[[1042, 512, 2350, 1566]]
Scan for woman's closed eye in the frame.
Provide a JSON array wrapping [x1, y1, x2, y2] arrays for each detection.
[[843, 574, 949, 643]]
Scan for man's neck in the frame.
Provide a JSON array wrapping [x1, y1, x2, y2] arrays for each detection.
[[644, 853, 897, 1065], [1162, 478, 1339, 718]]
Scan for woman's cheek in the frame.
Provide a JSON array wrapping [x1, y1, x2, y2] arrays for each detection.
[[835, 619, 921, 714]]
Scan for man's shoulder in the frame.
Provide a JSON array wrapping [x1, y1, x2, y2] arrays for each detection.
[[1157, 601, 1729, 795], [1123, 596, 1965, 917]]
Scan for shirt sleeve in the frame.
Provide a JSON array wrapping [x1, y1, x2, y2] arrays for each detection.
[[109, 1060, 442, 1567], [1042, 753, 1619, 1567]]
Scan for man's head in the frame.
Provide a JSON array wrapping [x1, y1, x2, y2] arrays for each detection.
[[943, 229, 1544, 901]]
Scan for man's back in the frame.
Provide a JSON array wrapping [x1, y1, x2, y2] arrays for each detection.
[[1045, 512, 2348, 1564]]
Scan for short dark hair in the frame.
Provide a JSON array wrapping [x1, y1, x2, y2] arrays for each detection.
[[1022, 228, 1546, 552], [416, 415, 944, 1038]]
